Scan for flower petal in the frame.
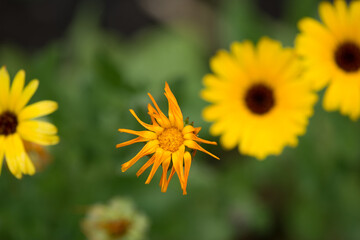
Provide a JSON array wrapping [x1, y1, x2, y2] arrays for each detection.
[[116, 137, 147, 148], [136, 154, 156, 177], [121, 140, 159, 172], [184, 140, 219, 160], [4, 135, 22, 178], [18, 124, 59, 146], [129, 109, 163, 133], [0, 136, 5, 175], [14, 79, 39, 113], [0, 66, 10, 108], [183, 151, 192, 195], [164, 82, 184, 129], [8, 70, 25, 111], [160, 157, 171, 192], [145, 149, 170, 184], [118, 129, 157, 139], [171, 145, 185, 191], [18, 120, 58, 135], [147, 93, 171, 128], [19, 100, 58, 121]]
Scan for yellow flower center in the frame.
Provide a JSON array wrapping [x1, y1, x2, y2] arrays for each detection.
[[245, 83, 275, 115], [0, 111, 18, 136], [334, 41, 360, 72], [158, 127, 184, 152]]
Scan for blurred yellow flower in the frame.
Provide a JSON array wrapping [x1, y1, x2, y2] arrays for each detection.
[[117, 82, 219, 195], [201, 37, 317, 160], [82, 197, 148, 240], [296, 0, 360, 120], [0, 66, 59, 178]]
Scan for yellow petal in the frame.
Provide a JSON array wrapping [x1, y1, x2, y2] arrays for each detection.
[[0, 66, 10, 108], [319, 1, 343, 37], [14, 79, 39, 113], [183, 133, 217, 145], [210, 49, 242, 79], [19, 100, 58, 121], [18, 126, 59, 146], [8, 70, 25, 111], [18, 120, 58, 135], [4, 135, 22, 179], [0, 136, 5, 175], [11, 134, 35, 175]]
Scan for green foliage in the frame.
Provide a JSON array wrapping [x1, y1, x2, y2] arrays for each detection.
[[1, 1, 360, 240]]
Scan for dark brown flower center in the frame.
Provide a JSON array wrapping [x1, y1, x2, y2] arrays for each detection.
[[0, 111, 18, 136], [99, 220, 131, 237], [334, 42, 360, 72], [245, 84, 275, 115]]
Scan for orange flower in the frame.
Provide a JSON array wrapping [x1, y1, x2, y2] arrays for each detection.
[[117, 83, 219, 195]]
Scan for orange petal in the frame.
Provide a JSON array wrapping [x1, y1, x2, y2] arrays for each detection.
[[160, 157, 171, 192], [147, 104, 160, 126], [118, 129, 157, 139], [182, 125, 195, 134], [129, 109, 163, 133], [145, 149, 170, 184], [183, 133, 218, 145], [194, 127, 201, 135], [136, 154, 156, 177], [183, 151, 192, 195], [184, 140, 219, 160], [116, 137, 147, 148], [171, 145, 185, 189], [162, 167, 176, 192], [121, 140, 158, 172], [147, 93, 171, 128], [165, 82, 184, 129]]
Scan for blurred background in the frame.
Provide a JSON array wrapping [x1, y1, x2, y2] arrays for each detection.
[[1, 0, 360, 239]]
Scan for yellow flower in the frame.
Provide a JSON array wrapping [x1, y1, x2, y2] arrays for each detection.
[[201, 37, 317, 160], [296, 0, 360, 120], [117, 83, 219, 195], [0, 66, 59, 178]]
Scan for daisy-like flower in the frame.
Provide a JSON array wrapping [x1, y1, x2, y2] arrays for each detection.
[[82, 197, 148, 240], [201, 37, 317, 160], [0, 66, 59, 178], [296, 0, 360, 120], [117, 83, 219, 195]]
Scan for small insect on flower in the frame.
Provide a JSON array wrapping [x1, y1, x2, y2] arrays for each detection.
[[0, 66, 59, 178], [296, 0, 360, 120], [117, 82, 219, 195], [81, 197, 148, 240]]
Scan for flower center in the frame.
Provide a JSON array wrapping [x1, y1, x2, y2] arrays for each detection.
[[334, 41, 360, 72], [100, 220, 131, 237], [158, 127, 184, 152], [245, 83, 275, 115], [0, 111, 18, 136]]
